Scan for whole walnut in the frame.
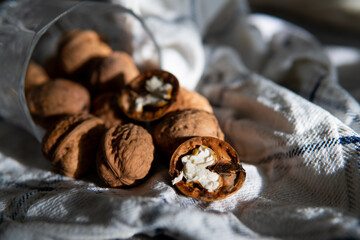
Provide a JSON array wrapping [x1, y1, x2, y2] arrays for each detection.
[[152, 109, 224, 157], [57, 29, 112, 75], [96, 123, 155, 187], [41, 114, 106, 178], [87, 51, 139, 95], [176, 87, 213, 113], [26, 78, 90, 121], [41, 114, 94, 160], [24, 61, 49, 91]]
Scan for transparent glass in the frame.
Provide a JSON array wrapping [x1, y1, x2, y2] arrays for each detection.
[[0, 0, 161, 141]]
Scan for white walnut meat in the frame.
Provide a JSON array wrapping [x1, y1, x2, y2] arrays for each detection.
[[118, 70, 180, 122], [96, 123, 155, 187], [170, 136, 246, 201]]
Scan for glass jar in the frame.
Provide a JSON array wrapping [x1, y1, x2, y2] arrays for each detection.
[[0, 0, 161, 141]]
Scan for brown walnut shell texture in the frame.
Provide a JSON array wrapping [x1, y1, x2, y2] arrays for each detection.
[[96, 123, 155, 187], [170, 136, 246, 201], [25, 61, 49, 91], [118, 69, 180, 122], [153, 109, 224, 157], [57, 29, 112, 75], [177, 87, 213, 113], [26, 78, 90, 118], [42, 115, 106, 178], [87, 51, 139, 95], [41, 114, 94, 160]]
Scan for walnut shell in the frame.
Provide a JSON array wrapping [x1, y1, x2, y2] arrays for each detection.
[[96, 123, 155, 187], [90, 93, 129, 129], [176, 87, 213, 113], [153, 109, 224, 157], [57, 29, 112, 75], [87, 51, 139, 95], [26, 78, 90, 119], [41, 114, 94, 160], [42, 115, 106, 178], [169, 136, 246, 201], [25, 61, 49, 91], [118, 70, 180, 122]]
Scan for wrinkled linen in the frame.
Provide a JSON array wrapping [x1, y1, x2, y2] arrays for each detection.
[[1, 0, 360, 239]]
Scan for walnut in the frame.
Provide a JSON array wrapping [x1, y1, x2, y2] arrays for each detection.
[[176, 87, 213, 113], [25, 61, 49, 91], [118, 70, 180, 122], [152, 109, 224, 157], [41, 114, 106, 178], [87, 51, 139, 95], [41, 114, 94, 159], [57, 29, 112, 75], [96, 123, 155, 187], [26, 78, 90, 124], [90, 92, 129, 129], [169, 136, 246, 201]]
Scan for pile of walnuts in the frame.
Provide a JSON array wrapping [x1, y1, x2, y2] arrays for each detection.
[[25, 29, 245, 201]]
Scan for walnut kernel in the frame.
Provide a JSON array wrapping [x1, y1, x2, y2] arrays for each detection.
[[118, 70, 180, 122], [170, 136, 246, 201]]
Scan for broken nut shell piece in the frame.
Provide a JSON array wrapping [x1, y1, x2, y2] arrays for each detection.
[[118, 70, 180, 122], [169, 136, 246, 201]]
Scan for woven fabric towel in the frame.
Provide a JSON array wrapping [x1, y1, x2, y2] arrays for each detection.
[[1, 0, 360, 239]]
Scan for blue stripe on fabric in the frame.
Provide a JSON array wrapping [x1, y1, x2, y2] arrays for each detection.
[[259, 135, 360, 164], [309, 74, 326, 102], [0, 191, 34, 224], [257, 134, 360, 211], [0, 176, 65, 225], [0, 181, 55, 192], [339, 136, 360, 145]]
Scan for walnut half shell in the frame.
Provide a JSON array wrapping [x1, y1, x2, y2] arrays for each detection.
[[118, 70, 180, 122], [169, 136, 246, 201]]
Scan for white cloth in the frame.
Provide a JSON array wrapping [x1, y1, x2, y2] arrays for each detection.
[[1, 0, 360, 239]]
